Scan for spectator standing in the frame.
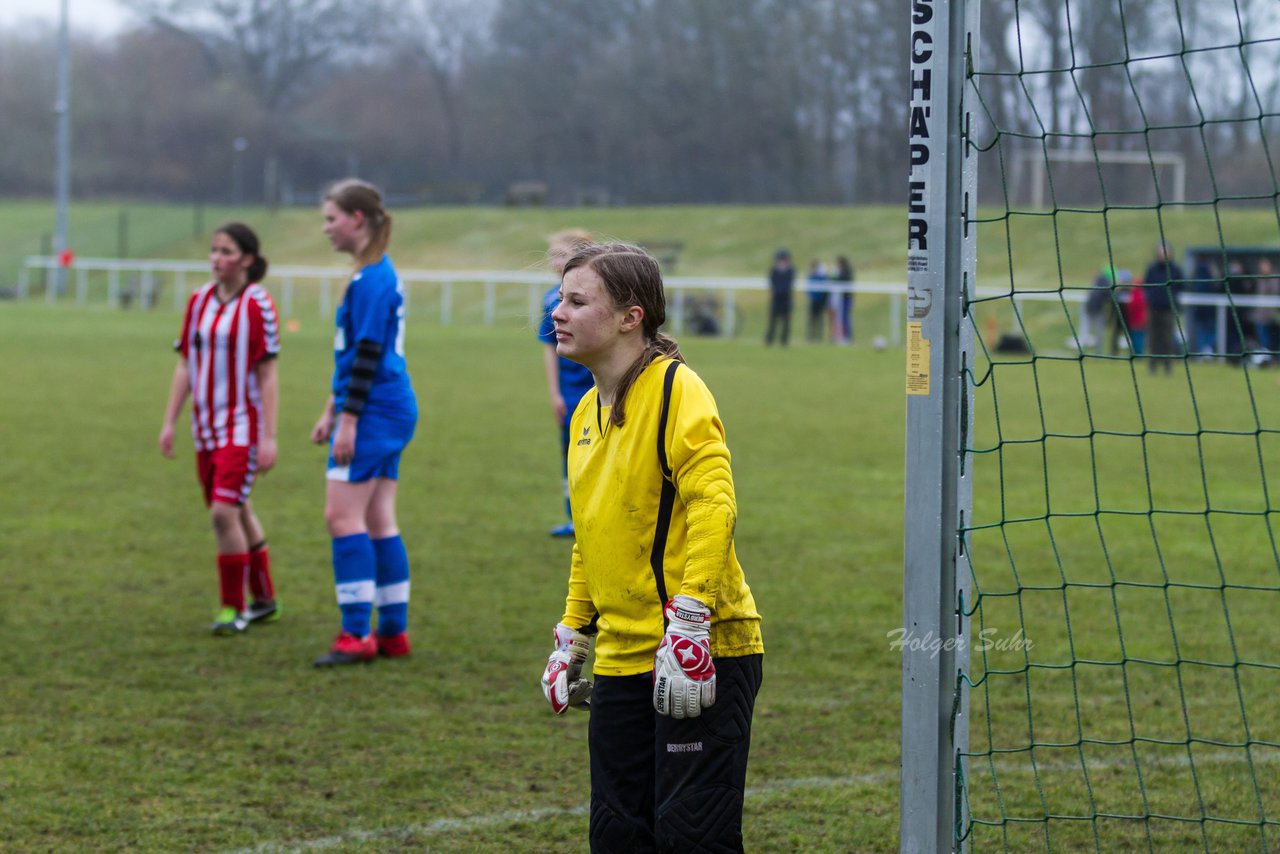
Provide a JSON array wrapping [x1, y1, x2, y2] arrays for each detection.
[[764, 248, 794, 346], [1187, 256, 1221, 357], [804, 259, 829, 343], [831, 255, 854, 344], [1251, 257, 1280, 366], [1119, 271, 1147, 355], [1224, 258, 1250, 361], [1142, 241, 1185, 374], [1104, 269, 1138, 356], [1082, 264, 1116, 353]]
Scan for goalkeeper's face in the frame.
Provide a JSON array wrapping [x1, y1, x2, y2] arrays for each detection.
[[551, 266, 642, 366]]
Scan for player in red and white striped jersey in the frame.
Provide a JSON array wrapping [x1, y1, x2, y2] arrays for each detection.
[[159, 223, 282, 635]]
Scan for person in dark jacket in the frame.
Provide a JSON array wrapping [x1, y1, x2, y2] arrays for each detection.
[[765, 248, 795, 346], [1224, 258, 1250, 361], [832, 255, 855, 344], [1143, 241, 1185, 374], [1188, 256, 1222, 357]]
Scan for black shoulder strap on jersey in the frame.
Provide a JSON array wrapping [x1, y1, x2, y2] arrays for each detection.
[[649, 360, 681, 611]]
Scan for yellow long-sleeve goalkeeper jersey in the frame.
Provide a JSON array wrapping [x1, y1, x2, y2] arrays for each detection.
[[560, 357, 764, 677]]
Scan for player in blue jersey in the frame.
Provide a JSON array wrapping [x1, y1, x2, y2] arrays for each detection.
[[538, 229, 595, 537], [309, 179, 419, 667]]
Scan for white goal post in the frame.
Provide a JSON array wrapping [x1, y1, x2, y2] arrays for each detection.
[[1017, 148, 1187, 208]]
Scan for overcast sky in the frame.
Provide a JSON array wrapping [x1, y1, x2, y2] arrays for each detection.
[[0, 0, 134, 35]]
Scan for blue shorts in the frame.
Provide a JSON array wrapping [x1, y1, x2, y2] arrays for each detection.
[[327, 410, 417, 484]]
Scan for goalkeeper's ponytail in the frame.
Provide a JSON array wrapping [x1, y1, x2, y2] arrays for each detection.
[[563, 242, 684, 428]]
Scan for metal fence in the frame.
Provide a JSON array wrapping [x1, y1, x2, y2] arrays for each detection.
[[18, 255, 905, 342], [19, 257, 1280, 356]]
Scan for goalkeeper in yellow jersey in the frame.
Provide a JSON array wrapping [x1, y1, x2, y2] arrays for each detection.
[[538, 242, 764, 852]]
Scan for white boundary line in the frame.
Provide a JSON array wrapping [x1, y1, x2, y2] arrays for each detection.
[[225, 746, 1280, 853], [223, 772, 889, 853]]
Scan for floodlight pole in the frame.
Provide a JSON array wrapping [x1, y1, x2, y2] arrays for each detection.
[[53, 0, 72, 295], [901, 0, 977, 852]]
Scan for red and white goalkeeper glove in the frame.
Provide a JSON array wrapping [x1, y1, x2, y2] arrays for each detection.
[[653, 596, 716, 718], [541, 623, 593, 714]]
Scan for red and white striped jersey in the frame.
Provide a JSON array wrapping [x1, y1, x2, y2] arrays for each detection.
[[175, 282, 280, 450]]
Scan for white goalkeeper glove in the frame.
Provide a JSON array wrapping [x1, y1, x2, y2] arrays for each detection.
[[653, 595, 716, 718], [541, 623, 593, 714]]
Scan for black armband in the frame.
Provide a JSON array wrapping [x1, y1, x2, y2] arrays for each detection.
[[342, 339, 382, 416]]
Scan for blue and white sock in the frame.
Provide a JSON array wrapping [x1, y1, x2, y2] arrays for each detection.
[[332, 532, 375, 637], [373, 534, 410, 637]]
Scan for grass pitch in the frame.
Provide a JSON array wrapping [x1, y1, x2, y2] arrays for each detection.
[[5, 294, 1279, 852], [0, 303, 899, 852]]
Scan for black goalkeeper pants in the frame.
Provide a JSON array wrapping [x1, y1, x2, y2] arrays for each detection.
[[587, 654, 763, 854]]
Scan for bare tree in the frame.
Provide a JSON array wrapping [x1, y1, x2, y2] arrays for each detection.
[[5, 0, 1276, 206], [400, 0, 496, 173], [0, 30, 59, 195], [124, 0, 390, 202]]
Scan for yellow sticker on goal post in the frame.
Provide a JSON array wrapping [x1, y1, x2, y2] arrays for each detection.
[[906, 322, 930, 396]]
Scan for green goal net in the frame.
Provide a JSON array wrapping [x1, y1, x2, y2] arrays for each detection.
[[955, 1, 1280, 851]]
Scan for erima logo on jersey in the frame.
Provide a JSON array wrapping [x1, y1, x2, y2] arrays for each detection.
[[577, 427, 591, 446]]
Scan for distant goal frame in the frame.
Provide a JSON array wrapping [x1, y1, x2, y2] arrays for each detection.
[[1016, 148, 1187, 209]]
